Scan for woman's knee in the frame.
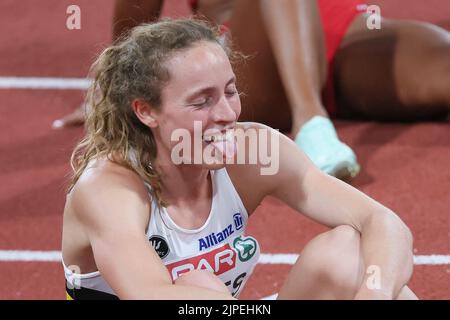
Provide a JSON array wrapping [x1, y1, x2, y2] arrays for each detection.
[[301, 225, 364, 297], [174, 269, 230, 294]]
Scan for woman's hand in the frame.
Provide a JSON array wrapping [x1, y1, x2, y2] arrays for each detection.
[[174, 270, 233, 296]]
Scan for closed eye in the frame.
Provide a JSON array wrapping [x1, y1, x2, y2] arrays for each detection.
[[190, 96, 213, 107]]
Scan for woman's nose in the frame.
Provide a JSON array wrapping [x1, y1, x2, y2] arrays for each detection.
[[212, 95, 237, 123]]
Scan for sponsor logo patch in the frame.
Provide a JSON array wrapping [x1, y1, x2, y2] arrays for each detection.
[[149, 235, 170, 259], [233, 236, 258, 262], [233, 212, 244, 231], [166, 243, 236, 280], [198, 224, 234, 251]]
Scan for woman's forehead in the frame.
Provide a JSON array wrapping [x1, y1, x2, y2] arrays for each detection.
[[166, 41, 232, 84]]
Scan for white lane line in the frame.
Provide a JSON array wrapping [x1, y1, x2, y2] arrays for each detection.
[[260, 293, 278, 300], [258, 254, 299, 265], [258, 254, 450, 266], [413, 255, 450, 265], [0, 77, 92, 90], [1, 251, 449, 265], [0, 250, 62, 262]]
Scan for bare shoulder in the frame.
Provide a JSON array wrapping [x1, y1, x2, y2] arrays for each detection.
[[74, 158, 148, 194], [227, 121, 276, 179], [68, 158, 151, 232], [227, 122, 315, 214], [226, 122, 289, 212]]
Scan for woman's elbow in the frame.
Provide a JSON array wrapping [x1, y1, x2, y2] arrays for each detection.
[[388, 210, 414, 248], [383, 210, 415, 268]]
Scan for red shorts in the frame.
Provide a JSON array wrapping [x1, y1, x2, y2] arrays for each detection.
[[189, 0, 366, 116], [318, 0, 366, 116]]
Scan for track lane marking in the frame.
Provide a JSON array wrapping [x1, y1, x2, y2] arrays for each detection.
[[1, 250, 449, 265], [0, 76, 91, 90]]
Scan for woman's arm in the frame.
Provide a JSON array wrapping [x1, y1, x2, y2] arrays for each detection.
[[71, 163, 235, 299], [293, 166, 413, 299], [243, 123, 413, 299]]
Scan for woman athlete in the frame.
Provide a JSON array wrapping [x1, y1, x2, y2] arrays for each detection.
[[61, 19, 417, 300]]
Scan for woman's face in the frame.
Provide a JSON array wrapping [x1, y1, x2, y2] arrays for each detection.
[[153, 40, 241, 169]]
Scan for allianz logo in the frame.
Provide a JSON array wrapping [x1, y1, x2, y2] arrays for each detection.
[[199, 213, 244, 251]]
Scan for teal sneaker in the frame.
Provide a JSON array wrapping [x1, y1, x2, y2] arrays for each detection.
[[295, 116, 360, 181]]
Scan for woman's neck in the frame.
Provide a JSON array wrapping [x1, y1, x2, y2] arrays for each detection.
[[154, 150, 211, 206]]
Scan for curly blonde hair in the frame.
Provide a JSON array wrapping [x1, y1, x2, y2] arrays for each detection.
[[70, 19, 236, 207]]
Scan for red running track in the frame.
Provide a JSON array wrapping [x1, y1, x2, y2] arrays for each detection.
[[0, 0, 449, 299]]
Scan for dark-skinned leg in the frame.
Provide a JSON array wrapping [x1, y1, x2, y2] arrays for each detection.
[[335, 14, 450, 121], [112, 0, 163, 41]]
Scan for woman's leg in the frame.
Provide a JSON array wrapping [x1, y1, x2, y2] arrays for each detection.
[[229, 0, 329, 132], [335, 15, 450, 120], [228, 0, 294, 131], [229, 0, 359, 180], [52, 92, 86, 129], [277, 225, 418, 300], [112, 0, 164, 41]]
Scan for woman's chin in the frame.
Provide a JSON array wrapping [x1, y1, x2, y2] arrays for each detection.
[[204, 162, 227, 170], [198, 157, 228, 170], [192, 155, 231, 170]]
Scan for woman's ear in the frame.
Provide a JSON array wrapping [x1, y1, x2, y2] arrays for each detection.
[[131, 98, 158, 128]]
